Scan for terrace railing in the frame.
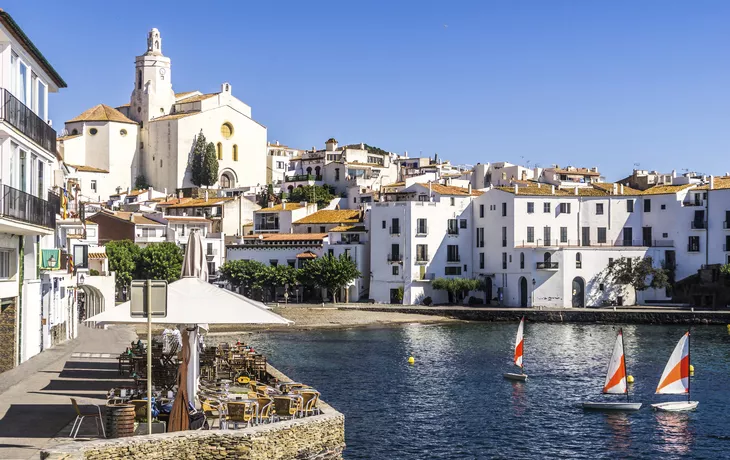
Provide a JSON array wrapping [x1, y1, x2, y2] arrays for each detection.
[[285, 174, 322, 182], [515, 239, 674, 248], [0, 89, 56, 153], [1, 185, 58, 229]]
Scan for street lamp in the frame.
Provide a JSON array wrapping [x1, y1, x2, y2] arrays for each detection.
[[531, 278, 536, 308]]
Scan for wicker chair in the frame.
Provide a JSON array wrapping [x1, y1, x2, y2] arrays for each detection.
[[226, 401, 255, 429], [297, 391, 321, 417]]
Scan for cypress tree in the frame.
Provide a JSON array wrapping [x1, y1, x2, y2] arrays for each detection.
[[190, 131, 207, 186], [203, 142, 219, 187]]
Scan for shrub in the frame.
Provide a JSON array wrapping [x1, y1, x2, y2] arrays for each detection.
[[89, 269, 100, 276], [468, 296, 483, 306], [422, 296, 433, 306]]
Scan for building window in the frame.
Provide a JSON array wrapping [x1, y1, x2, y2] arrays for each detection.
[[644, 199, 651, 212], [479, 252, 485, 269], [688, 236, 700, 252], [416, 244, 428, 262], [576, 253, 582, 269], [335, 168, 340, 181], [120, 129, 127, 136], [220, 174, 231, 188], [502, 252, 507, 269], [391, 218, 400, 235], [89, 128, 98, 135], [445, 266, 462, 276], [627, 200, 634, 212], [90, 180, 97, 193], [544, 202, 551, 213], [328, 249, 334, 257], [608, 257, 614, 267], [450, 197, 455, 206], [160, 160, 163, 167], [140, 142, 144, 149], [596, 203, 604, 215], [447, 245, 460, 262], [0, 250, 14, 279], [287, 260, 296, 268], [416, 218, 428, 235], [232, 144, 239, 161], [520, 253, 525, 269], [269, 260, 278, 267], [382, 220, 386, 229], [447, 219, 459, 235], [476, 228, 484, 248], [527, 226, 534, 243], [599, 283, 605, 291], [217, 142, 223, 160], [597, 227, 607, 244], [319, 226, 326, 233], [560, 227, 568, 243], [502, 202, 507, 216], [459, 219, 467, 229], [544, 226, 551, 245], [661, 204, 666, 210], [479, 204, 484, 218], [137, 70, 142, 89], [392, 266, 399, 276], [527, 202, 534, 214], [559, 203, 571, 214], [221, 122, 234, 139]]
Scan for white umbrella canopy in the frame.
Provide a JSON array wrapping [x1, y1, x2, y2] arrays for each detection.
[[85, 276, 292, 324], [181, 230, 208, 281]]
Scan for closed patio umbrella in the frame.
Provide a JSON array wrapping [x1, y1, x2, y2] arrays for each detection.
[[168, 329, 190, 432]]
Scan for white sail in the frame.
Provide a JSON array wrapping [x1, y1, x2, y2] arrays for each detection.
[[602, 330, 627, 394], [656, 332, 690, 395], [514, 317, 524, 368]]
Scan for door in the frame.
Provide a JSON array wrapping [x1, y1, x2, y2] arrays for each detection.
[[484, 277, 493, 305], [581, 227, 590, 246], [519, 277, 528, 307], [642, 227, 652, 247], [572, 277, 585, 308], [623, 227, 633, 246]]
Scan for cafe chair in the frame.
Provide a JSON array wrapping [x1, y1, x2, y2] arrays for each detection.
[[69, 398, 106, 439]]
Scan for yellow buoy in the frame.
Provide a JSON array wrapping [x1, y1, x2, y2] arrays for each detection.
[[689, 364, 695, 373], [627, 375, 635, 384], [408, 356, 415, 365]]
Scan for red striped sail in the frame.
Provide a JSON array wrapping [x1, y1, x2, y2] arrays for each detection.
[[656, 332, 690, 394], [602, 330, 627, 394], [514, 317, 524, 368]]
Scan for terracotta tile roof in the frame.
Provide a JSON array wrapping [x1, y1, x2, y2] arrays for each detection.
[[640, 184, 696, 195], [176, 93, 218, 104], [65, 164, 109, 174], [550, 167, 601, 177], [258, 203, 305, 212], [175, 91, 198, 99], [126, 189, 149, 197], [696, 177, 730, 190], [347, 161, 385, 168], [156, 198, 189, 206], [67, 104, 137, 124], [496, 185, 572, 196], [57, 134, 82, 141], [417, 183, 484, 196], [294, 210, 361, 225], [330, 225, 367, 232], [153, 111, 200, 122], [591, 182, 643, 195], [164, 215, 212, 222], [116, 103, 130, 108], [296, 250, 318, 259], [243, 233, 328, 242], [383, 182, 405, 187], [89, 211, 164, 226], [88, 252, 107, 260], [165, 197, 234, 208]]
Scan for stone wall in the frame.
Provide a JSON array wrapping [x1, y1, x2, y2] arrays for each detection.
[[41, 365, 345, 460], [0, 298, 16, 373]]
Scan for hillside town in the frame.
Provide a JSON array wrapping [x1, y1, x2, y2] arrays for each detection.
[[1, 18, 729, 381]]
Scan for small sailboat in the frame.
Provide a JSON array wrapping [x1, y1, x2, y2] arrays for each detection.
[[583, 328, 642, 410], [504, 317, 527, 381], [651, 331, 698, 412]]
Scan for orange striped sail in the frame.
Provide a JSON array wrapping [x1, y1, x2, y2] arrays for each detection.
[[602, 329, 627, 394], [656, 332, 690, 394], [514, 317, 524, 368]]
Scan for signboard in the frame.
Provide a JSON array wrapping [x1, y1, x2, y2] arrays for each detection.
[[130, 280, 168, 318], [40, 249, 61, 270]]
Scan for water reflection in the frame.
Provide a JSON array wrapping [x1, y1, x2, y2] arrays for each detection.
[[510, 381, 527, 417], [604, 413, 632, 453], [655, 412, 694, 455]]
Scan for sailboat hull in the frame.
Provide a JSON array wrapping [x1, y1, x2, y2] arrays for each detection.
[[651, 401, 699, 412], [582, 402, 642, 411], [503, 373, 527, 381]]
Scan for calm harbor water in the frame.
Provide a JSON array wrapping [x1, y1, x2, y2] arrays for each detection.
[[247, 323, 730, 459]]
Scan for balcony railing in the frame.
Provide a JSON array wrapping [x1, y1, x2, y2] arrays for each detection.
[[687, 245, 700, 253], [691, 221, 707, 229], [447, 228, 459, 235], [387, 253, 403, 263], [446, 256, 461, 263], [515, 239, 674, 248], [389, 226, 401, 235], [255, 223, 280, 231], [0, 89, 56, 153], [285, 174, 322, 182], [1, 185, 57, 229], [416, 226, 428, 236], [536, 262, 559, 269], [418, 273, 435, 281], [682, 201, 704, 207]]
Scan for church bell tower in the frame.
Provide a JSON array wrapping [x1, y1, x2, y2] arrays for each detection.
[[129, 28, 175, 124]]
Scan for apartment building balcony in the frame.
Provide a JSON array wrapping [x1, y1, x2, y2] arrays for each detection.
[[389, 226, 401, 236], [254, 223, 280, 233], [0, 185, 58, 234], [536, 262, 559, 270], [0, 89, 57, 153], [387, 253, 403, 263], [285, 174, 322, 182], [515, 239, 674, 249], [690, 221, 707, 230], [206, 248, 219, 260], [446, 256, 461, 263], [681, 200, 704, 207], [417, 272, 435, 281]]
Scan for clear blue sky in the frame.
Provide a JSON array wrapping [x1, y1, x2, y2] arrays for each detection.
[[5, 0, 730, 180]]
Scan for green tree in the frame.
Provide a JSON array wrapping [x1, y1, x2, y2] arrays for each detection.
[[219, 259, 268, 297], [190, 131, 207, 187], [138, 242, 184, 283], [299, 254, 360, 302], [264, 264, 300, 301], [606, 256, 670, 305], [288, 185, 334, 209], [432, 278, 481, 304], [106, 240, 142, 297], [202, 142, 219, 187], [134, 174, 150, 190]]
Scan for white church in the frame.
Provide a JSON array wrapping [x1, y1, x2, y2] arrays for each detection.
[[58, 28, 267, 201]]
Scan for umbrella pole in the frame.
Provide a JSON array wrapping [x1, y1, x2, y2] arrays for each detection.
[[147, 281, 153, 435]]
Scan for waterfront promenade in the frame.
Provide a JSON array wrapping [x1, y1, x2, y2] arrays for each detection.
[[0, 326, 136, 460]]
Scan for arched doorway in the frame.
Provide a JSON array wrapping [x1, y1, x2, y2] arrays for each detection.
[[572, 277, 585, 308], [220, 173, 232, 188], [315, 166, 321, 176], [519, 277, 528, 307], [306, 166, 312, 175], [484, 277, 493, 305], [287, 185, 294, 194]]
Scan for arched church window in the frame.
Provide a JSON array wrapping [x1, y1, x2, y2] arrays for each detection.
[[155, 40, 159, 50], [220, 174, 231, 188], [137, 71, 142, 90], [221, 122, 233, 139], [233, 145, 238, 161], [120, 129, 127, 137], [216, 143, 223, 160], [71, 129, 78, 135], [89, 128, 98, 136]]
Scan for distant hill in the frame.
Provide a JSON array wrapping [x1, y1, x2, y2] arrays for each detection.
[[343, 144, 391, 156]]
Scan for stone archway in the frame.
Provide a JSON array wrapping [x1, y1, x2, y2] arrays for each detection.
[[78, 285, 105, 328]]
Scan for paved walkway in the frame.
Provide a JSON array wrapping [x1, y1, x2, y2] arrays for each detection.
[[0, 325, 137, 460]]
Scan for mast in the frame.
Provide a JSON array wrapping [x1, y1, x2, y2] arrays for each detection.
[[521, 317, 525, 374], [620, 328, 628, 402], [687, 329, 691, 403]]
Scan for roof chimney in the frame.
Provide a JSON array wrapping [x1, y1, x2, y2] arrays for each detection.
[[551, 185, 555, 195], [275, 140, 280, 146], [612, 183, 617, 195], [283, 202, 286, 210], [300, 201, 307, 208], [428, 181, 433, 200], [620, 184, 624, 195], [574, 187, 578, 196], [538, 183, 542, 188], [178, 190, 184, 199], [514, 184, 518, 195], [467, 183, 472, 194], [710, 175, 715, 190], [204, 190, 209, 201], [268, 200, 274, 208]]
